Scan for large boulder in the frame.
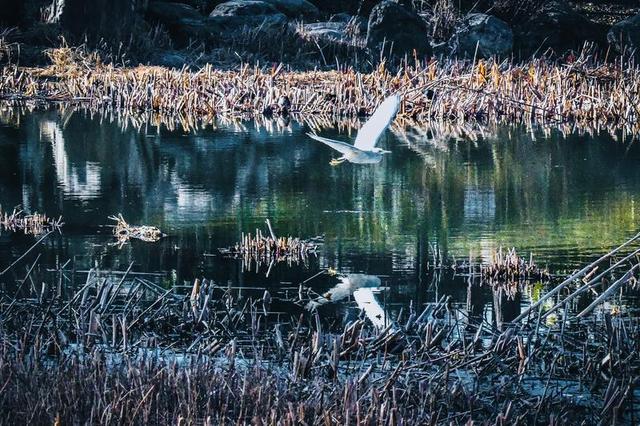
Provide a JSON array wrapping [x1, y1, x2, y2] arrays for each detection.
[[514, 0, 603, 56], [366, 1, 431, 56], [148, 2, 204, 25], [206, 13, 287, 31], [356, 0, 378, 18], [306, 0, 373, 16], [457, 0, 546, 24], [608, 12, 640, 54], [210, 0, 281, 16], [0, 0, 25, 26], [261, 0, 318, 19], [147, 2, 206, 44], [450, 13, 512, 58], [178, 0, 225, 14], [208, 0, 288, 38]]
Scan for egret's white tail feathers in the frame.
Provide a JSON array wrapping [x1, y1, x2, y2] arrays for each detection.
[[306, 132, 358, 155]]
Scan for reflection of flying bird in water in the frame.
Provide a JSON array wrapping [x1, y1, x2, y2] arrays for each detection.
[[307, 95, 400, 165], [306, 273, 387, 328]]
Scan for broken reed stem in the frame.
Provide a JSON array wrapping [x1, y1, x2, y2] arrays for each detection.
[[513, 231, 640, 323]]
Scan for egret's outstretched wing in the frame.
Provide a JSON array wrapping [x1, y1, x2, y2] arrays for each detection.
[[307, 132, 358, 155], [353, 95, 400, 151]]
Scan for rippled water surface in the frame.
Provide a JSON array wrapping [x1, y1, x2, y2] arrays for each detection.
[[1, 109, 640, 322]]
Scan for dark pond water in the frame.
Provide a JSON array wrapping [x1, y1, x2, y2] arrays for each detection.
[[1, 108, 640, 325]]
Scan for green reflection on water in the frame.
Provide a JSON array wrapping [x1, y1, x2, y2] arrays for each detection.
[[1, 108, 639, 281]]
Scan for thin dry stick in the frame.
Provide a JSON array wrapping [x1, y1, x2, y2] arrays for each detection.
[[0, 230, 53, 276], [576, 263, 640, 318], [512, 232, 640, 323]]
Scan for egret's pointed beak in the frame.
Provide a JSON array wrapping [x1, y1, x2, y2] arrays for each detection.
[[330, 158, 345, 166]]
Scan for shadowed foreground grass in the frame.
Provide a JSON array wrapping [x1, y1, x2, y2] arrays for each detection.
[[0, 261, 638, 424]]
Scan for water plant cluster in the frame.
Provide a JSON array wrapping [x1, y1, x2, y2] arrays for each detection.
[[0, 206, 63, 236], [109, 214, 164, 248], [220, 220, 322, 273]]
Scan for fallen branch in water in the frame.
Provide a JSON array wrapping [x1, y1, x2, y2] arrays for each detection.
[[109, 214, 164, 248]]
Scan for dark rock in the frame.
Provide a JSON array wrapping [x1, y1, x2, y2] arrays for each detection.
[[147, 2, 206, 44], [366, 1, 431, 56], [514, 0, 604, 56], [608, 12, 640, 54], [151, 50, 189, 68], [298, 21, 349, 43], [207, 0, 288, 41], [178, 0, 225, 14], [44, 0, 145, 39], [329, 13, 352, 23], [206, 13, 288, 36], [307, 0, 360, 16], [148, 2, 204, 25], [0, 0, 25, 26], [261, 0, 318, 19], [458, 0, 546, 24], [356, 0, 378, 18], [210, 0, 281, 16], [327, 14, 367, 38], [450, 13, 512, 58]]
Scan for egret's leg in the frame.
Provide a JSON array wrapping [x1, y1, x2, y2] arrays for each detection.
[[330, 157, 346, 166]]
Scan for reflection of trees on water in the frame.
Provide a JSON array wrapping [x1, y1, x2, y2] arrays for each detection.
[[1, 110, 640, 311], [41, 120, 102, 201]]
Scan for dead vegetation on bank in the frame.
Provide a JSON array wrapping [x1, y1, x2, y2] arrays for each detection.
[[0, 44, 639, 133]]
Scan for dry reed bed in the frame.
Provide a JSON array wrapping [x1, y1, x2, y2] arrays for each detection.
[[1, 241, 640, 423], [1, 46, 639, 130]]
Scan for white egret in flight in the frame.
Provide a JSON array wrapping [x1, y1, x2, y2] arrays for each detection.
[[307, 94, 400, 165]]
